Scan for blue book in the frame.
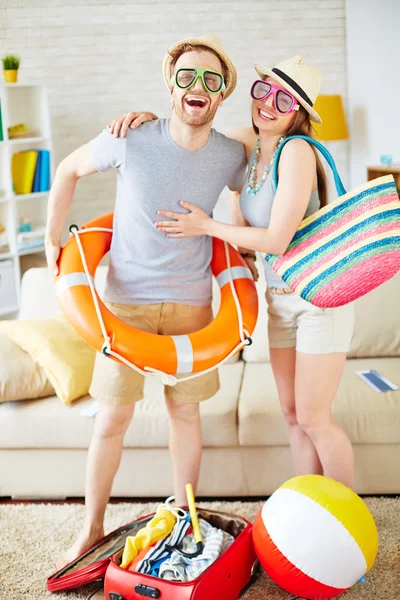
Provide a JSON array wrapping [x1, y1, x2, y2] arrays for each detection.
[[39, 150, 50, 192], [32, 150, 42, 193]]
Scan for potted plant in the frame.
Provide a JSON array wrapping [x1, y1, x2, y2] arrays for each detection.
[[2, 54, 20, 83]]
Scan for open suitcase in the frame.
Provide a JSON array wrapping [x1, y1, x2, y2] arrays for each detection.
[[47, 507, 259, 600]]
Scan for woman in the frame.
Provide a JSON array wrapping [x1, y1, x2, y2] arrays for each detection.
[[108, 56, 355, 489]]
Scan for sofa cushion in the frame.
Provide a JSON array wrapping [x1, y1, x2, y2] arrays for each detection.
[[0, 362, 244, 449], [348, 273, 400, 358], [0, 332, 54, 402], [239, 358, 400, 446], [238, 363, 285, 446], [19, 267, 109, 319]]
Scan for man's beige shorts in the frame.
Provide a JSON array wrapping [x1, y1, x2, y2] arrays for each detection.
[[266, 289, 355, 354], [89, 302, 220, 406]]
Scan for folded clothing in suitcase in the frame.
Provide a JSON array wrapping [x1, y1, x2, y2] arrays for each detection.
[[47, 507, 259, 600]]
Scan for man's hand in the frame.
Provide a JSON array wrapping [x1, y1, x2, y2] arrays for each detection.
[[155, 201, 212, 238], [107, 112, 158, 138], [243, 256, 259, 282], [45, 238, 61, 276]]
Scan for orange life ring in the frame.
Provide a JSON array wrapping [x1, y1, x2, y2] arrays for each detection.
[[55, 213, 258, 375]]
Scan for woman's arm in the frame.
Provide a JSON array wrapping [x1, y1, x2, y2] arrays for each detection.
[[230, 189, 248, 231], [156, 139, 316, 255], [107, 111, 158, 138], [267, 138, 316, 253]]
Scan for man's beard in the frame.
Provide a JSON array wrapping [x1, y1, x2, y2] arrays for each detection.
[[173, 97, 218, 127]]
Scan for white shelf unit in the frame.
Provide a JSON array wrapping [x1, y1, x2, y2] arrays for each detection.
[[0, 84, 52, 317]]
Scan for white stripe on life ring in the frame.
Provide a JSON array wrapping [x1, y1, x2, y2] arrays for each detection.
[[216, 266, 253, 288], [55, 272, 95, 296], [171, 335, 194, 374]]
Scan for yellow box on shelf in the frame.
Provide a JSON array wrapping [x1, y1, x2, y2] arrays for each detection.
[[11, 151, 38, 194], [8, 123, 28, 135]]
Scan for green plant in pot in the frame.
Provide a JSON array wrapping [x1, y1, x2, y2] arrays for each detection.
[[3, 54, 21, 83]]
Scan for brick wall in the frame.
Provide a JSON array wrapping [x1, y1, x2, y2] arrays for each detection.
[[1, 0, 348, 229]]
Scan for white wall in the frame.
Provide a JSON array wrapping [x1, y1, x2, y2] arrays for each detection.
[[1, 0, 348, 228], [346, 0, 400, 187]]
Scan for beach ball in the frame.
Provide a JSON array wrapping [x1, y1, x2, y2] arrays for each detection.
[[253, 475, 378, 599]]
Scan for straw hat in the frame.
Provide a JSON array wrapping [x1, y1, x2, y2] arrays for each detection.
[[254, 56, 323, 123], [163, 35, 237, 100]]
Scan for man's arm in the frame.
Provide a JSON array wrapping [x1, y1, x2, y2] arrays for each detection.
[[45, 144, 98, 275]]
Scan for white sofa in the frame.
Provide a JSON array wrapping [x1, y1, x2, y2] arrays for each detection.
[[1, 266, 400, 499]]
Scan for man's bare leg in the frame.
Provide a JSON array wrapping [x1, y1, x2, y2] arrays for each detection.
[[59, 402, 135, 566], [165, 397, 202, 506]]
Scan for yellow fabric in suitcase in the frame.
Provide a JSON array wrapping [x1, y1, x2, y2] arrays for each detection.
[[120, 508, 176, 568]]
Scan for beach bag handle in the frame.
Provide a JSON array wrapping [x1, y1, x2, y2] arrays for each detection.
[[272, 135, 347, 197]]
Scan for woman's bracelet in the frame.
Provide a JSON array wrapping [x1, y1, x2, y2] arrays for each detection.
[[240, 252, 256, 259]]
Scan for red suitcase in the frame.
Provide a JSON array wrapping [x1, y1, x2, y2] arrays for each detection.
[[47, 507, 259, 600]]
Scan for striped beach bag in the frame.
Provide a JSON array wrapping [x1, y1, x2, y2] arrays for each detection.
[[263, 135, 400, 308]]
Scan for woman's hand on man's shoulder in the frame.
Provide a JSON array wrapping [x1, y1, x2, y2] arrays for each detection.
[[107, 112, 158, 138]]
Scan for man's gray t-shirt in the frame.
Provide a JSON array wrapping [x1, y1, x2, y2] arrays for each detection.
[[89, 119, 246, 306]]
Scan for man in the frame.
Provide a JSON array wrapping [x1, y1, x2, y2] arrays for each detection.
[[45, 35, 246, 564]]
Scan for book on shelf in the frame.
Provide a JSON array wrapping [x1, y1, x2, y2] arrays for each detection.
[[39, 150, 50, 192], [11, 149, 50, 195], [32, 151, 42, 193], [12, 151, 38, 194]]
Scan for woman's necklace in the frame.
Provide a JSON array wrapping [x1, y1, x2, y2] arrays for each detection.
[[246, 136, 286, 196]]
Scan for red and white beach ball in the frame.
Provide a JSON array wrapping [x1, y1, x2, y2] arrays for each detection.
[[253, 475, 378, 599]]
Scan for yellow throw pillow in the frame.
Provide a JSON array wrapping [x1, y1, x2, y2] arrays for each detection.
[[0, 314, 96, 405], [0, 332, 54, 402]]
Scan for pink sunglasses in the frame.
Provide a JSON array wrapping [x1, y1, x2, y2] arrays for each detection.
[[250, 80, 299, 114]]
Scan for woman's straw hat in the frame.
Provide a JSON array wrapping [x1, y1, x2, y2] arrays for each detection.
[[254, 56, 323, 123], [163, 35, 237, 100]]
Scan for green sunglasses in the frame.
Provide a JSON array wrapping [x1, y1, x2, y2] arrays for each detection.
[[170, 67, 226, 95]]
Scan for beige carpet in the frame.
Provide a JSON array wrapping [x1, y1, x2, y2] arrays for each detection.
[[0, 498, 399, 600]]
